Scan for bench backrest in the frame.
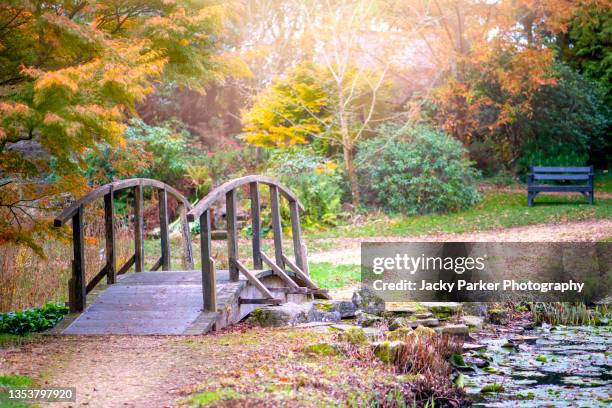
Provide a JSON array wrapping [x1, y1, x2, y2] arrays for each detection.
[[530, 166, 593, 182]]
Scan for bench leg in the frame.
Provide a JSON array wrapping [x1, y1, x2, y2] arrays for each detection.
[[588, 191, 594, 205], [528, 192, 535, 207]]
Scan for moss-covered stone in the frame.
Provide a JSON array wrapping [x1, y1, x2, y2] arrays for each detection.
[[385, 327, 413, 341], [413, 325, 436, 338], [303, 342, 340, 356], [487, 308, 508, 324], [338, 327, 368, 345], [314, 301, 333, 312], [372, 340, 405, 364]]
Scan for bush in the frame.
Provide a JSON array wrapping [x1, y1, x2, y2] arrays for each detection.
[[357, 124, 481, 215], [265, 148, 346, 228], [0, 303, 69, 335]]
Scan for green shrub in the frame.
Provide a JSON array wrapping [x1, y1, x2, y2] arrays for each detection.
[[0, 303, 69, 335], [357, 124, 481, 215], [515, 65, 610, 172], [265, 148, 346, 228]]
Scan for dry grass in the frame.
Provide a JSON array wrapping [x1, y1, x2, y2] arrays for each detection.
[[0, 211, 134, 312]]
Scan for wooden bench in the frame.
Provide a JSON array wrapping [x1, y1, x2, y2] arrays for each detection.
[[527, 166, 594, 207]]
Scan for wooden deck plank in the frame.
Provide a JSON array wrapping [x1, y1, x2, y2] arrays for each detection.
[[60, 270, 258, 335]]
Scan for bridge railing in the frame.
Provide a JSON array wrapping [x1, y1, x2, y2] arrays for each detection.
[[187, 175, 315, 312], [54, 178, 194, 312]]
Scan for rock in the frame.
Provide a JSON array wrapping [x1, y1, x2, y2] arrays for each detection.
[[313, 310, 342, 323], [312, 302, 342, 322], [413, 325, 436, 337], [356, 311, 383, 327], [362, 327, 384, 340], [420, 302, 463, 316], [330, 323, 382, 339], [352, 287, 385, 315], [331, 300, 358, 318], [463, 343, 487, 352], [462, 315, 484, 330], [509, 335, 539, 345], [303, 342, 339, 356], [414, 312, 433, 319], [407, 318, 439, 328], [435, 324, 469, 336], [386, 327, 413, 341], [486, 308, 508, 324], [388, 317, 411, 331], [372, 340, 405, 364], [337, 327, 368, 345], [385, 302, 418, 314], [248, 302, 315, 327]]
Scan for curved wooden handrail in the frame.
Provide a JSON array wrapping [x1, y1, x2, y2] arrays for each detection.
[[54, 178, 191, 226], [54, 177, 194, 312], [186, 175, 304, 222]]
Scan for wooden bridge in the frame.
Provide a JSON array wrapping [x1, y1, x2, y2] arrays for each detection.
[[52, 176, 327, 335]]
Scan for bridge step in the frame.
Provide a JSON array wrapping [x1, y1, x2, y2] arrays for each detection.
[[239, 298, 283, 305]]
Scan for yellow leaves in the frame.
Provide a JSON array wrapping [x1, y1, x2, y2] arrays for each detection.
[[211, 52, 253, 80], [35, 71, 78, 94]]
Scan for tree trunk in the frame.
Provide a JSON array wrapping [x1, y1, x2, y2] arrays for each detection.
[[338, 83, 360, 209], [343, 143, 360, 209]]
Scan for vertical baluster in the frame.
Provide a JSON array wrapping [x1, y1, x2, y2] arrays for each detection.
[[179, 203, 194, 269], [250, 182, 262, 269], [226, 189, 239, 281], [158, 187, 170, 271], [70, 205, 86, 312], [289, 200, 305, 273], [104, 187, 116, 284], [200, 210, 216, 311], [134, 182, 144, 272], [269, 185, 284, 268]]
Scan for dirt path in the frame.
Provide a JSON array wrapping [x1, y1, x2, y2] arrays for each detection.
[[0, 327, 393, 408], [309, 219, 612, 265]]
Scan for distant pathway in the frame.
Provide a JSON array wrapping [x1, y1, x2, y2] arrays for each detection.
[[309, 219, 612, 265]]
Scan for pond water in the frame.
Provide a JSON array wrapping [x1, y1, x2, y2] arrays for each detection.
[[463, 324, 611, 407]]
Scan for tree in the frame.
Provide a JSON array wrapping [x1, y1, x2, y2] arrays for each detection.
[[0, 0, 233, 252], [384, 0, 608, 156], [242, 63, 332, 148], [557, 2, 612, 107], [242, 59, 394, 208], [304, 0, 395, 207]]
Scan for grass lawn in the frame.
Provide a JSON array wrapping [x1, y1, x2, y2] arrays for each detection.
[[0, 374, 33, 408], [309, 263, 360, 289], [305, 191, 612, 240]]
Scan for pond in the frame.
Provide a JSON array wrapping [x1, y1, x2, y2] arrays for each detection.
[[463, 324, 611, 407]]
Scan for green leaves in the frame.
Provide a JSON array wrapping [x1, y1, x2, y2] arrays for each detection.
[[0, 303, 69, 335], [357, 124, 481, 215]]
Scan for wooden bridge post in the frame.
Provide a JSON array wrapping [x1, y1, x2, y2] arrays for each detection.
[[158, 187, 171, 271], [269, 185, 284, 268], [134, 182, 144, 272], [179, 203, 194, 269], [226, 189, 239, 282], [289, 200, 306, 273], [70, 205, 86, 312], [200, 210, 216, 312], [250, 182, 262, 269], [104, 187, 116, 284]]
